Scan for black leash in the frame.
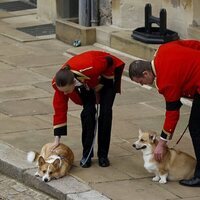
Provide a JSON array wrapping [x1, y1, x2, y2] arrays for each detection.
[[172, 124, 188, 148]]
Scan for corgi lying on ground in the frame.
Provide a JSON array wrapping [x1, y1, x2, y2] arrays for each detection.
[[27, 143, 74, 182], [133, 129, 196, 184]]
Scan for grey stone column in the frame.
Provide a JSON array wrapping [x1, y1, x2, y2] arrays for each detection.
[[79, 0, 91, 27], [91, 0, 99, 26]]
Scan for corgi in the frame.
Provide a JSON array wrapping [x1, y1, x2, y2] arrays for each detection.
[[27, 143, 74, 182], [133, 129, 196, 184]]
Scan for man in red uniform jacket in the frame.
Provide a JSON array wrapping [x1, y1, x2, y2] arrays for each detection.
[[52, 50, 125, 168], [129, 40, 200, 187]]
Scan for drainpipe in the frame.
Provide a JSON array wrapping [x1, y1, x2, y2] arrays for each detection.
[[91, 0, 99, 26], [79, 0, 91, 27]]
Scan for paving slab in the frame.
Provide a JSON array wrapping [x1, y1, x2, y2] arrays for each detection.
[[0, 85, 51, 102], [66, 46, 102, 56], [0, 42, 34, 56], [71, 164, 131, 184], [1, 54, 67, 68], [2, 14, 43, 28], [112, 138, 135, 152], [0, 10, 14, 18], [33, 81, 54, 94], [0, 12, 56, 42], [0, 129, 54, 152], [92, 179, 177, 200], [0, 98, 52, 116], [0, 6, 36, 19], [113, 103, 163, 121], [23, 169, 92, 200], [67, 190, 110, 200], [0, 141, 33, 182], [1, 26, 39, 42], [0, 68, 49, 87], [26, 39, 72, 55], [29, 65, 61, 79], [0, 112, 8, 119], [107, 142, 134, 157], [159, 181, 200, 199], [111, 155, 151, 179], [0, 116, 51, 134], [0, 32, 18, 45], [0, 173, 55, 200], [0, 61, 14, 69]]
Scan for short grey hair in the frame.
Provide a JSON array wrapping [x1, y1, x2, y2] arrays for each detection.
[[129, 60, 152, 78]]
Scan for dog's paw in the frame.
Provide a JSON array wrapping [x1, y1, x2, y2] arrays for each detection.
[[159, 179, 167, 184], [152, 176, 160, 182]]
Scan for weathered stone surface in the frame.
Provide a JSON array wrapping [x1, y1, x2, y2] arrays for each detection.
[[23, 169, 91, 200], [0, 141, 34, 181], [56, 19, 96, 46], [0, 173, 55, 200], [67, 190, 110, 200]]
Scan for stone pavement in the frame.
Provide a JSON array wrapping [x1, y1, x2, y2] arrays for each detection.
[[0, 5, 200, 200], [0, 172, 55, 200]]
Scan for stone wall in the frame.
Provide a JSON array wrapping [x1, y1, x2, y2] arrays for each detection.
[[162, 0, 193, 38], [36, 0, 199, 38], [193, 0, 200, 26], [112, 0, 197, 38], [37, 0, 57, 23], [99, 0, 112, 25]]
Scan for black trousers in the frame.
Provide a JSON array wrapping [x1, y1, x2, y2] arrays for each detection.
[[189, 93, 200, 177], [79, 79, 116, 159]]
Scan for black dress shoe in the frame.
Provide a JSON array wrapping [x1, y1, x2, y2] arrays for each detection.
[[99, 157, 110, 167], [80, 157, 91, 168], [179, 177, 200, 187]]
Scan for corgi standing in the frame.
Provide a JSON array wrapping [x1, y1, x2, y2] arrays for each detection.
[[133, 130, 196, 184]]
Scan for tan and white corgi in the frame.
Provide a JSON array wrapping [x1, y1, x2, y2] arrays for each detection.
[[133, 129, 196, 184], [27, 143, 74, 182]]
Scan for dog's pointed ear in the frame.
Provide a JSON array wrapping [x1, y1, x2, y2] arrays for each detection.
[[149, 132, 157, 142], [52, 158, 61, 169], [38, 156, 45, 166], [139, 129, 143, 137]]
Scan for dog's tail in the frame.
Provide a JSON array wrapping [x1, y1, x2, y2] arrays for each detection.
[[27, 151, 40, 163]]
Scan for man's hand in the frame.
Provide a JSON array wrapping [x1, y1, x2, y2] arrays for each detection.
[[51, 136, 61, 152], [154, 139, 167, 162]]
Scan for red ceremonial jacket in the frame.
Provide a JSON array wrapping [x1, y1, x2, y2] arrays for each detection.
[[152, 40, 200, 140], [52, 51, 125, 136]]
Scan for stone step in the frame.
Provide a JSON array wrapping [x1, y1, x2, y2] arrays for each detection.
[[96, 25, 160, 60], [56, 20, 160, 60], [188, 25, 200, 40], [95, 25, 119, 47], [110, 30, 159, 60], [56, 19, 96, 46]]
